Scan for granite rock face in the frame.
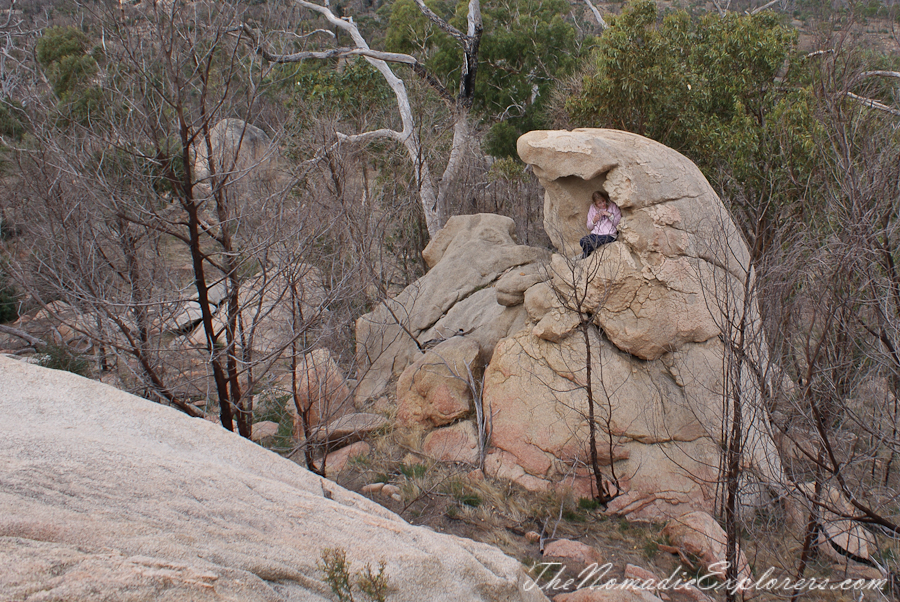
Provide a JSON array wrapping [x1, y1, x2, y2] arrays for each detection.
[[0, 356, 547, 602], [354, 213, 546, 402], [518, 129, 749, 361], [475, 130, 781, 520]]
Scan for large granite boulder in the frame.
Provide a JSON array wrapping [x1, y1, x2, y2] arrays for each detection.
[[473, 129, 782, 520], [193, 118, 280, 194], [660, 511, 751, 582], [483, 327, 721, 513], [355, 213, 546, 402], [519, 129, 748, 361], [396, 337, 481, 427], [283, 348, 354, 437], [0, 356, 547, 602]]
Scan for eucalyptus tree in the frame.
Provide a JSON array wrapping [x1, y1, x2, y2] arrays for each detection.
[[242, 0, 583, 236]]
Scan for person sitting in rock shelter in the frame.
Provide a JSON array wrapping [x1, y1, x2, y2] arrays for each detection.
[[580, 190, 621, 259]]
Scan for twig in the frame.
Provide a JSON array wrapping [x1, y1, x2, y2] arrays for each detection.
[[0, 324, 46, 347]]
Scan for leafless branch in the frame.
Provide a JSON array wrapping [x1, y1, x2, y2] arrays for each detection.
[[0, 324, 46, 347], [582, 0, 609, 30], [846, 92, 900, 117]]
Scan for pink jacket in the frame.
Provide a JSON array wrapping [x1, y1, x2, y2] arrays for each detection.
[[587, 202, 621, 237]]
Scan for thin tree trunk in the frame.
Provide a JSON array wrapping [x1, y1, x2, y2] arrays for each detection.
[[583, 322, 608, 502]]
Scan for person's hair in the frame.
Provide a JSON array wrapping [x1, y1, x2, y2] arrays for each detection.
[[592, 190, 610, 207]]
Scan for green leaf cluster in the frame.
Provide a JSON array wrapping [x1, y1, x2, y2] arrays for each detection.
[[36, 26, 99, 100], [567, 0, 823, 244], [277, 57, 392, 123], [35, 26, 105, 125], [386, 0, 584, 157]]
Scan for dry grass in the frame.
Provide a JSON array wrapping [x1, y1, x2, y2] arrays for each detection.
[[320, 420, 890, 601]]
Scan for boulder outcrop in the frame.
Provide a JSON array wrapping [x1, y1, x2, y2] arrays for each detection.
[[351, 129, 782, 522], [660, 511, 751, 582], [355, 213, 546, 402], [283, 347, 353, 436], [471, 129, 781, 520], [193, 118, 280, 196], [519, 129, 749, 361], [423, 420, 481, 465], [0, 356, 547, 602], [397, 337, 481, 427]]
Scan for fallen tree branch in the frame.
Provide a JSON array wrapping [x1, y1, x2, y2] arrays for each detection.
[[749, 0, 782, 15], [860, 70, 900, 80]]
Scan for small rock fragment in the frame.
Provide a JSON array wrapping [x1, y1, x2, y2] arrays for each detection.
[[381, 484, 401, 497]]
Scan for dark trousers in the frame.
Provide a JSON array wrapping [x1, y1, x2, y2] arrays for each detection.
[[580, 234, 616, 258]]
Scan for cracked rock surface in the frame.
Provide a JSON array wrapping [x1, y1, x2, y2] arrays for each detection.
[[0, 356, 547, 602], [353, 129, 782, 522]]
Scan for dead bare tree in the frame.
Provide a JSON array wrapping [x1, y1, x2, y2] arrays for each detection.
[[542, 232, 624, 505], [240, 0, 484, 237], [5, 1, 341, 438]]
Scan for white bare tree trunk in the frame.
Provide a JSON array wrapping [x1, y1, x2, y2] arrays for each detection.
[[289, 1, 444, 235]]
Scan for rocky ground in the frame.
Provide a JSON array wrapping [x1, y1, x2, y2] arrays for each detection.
[[1, 129, 889, 601]]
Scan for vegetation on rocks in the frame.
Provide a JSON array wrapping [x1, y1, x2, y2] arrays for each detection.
[[1, 0, 900, 600]]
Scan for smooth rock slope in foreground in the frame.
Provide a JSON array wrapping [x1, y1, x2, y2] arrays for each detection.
[[0, 356, 546, 602]]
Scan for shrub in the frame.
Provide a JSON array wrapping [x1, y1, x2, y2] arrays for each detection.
[[0, 100, 25, 141], [37, 344, 91, 377], [35, 26, 99, 101], [319, 547, 390, 602], [0, 266, 19, 324]]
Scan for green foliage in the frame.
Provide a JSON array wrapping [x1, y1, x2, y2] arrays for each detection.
[[566, 0, 825, 248], [399, 462, 427, 479], [49, 54, 98, 100], [36, 26, 91, 67], [35, 26, 104, 125], [37, 344, 92, 377], [577, 497, 601, 511], [0, 100, 25, 141], [251, 392, 295, 452], [0, 265, 18, 323], [483, 121, 521, 159], [319, 547, 391, 602], [443, 476, 482, 507], [356, 561, 390, 602], [386, 0, 584, 157], [568, 0, 797, 150], [478, 0, 582, 156], [279, 58, 392, 123], [61, 85, 105, 125], [562, 508, 586, 522], [36, 26, 98, 100], [320, 548, 354, 601]]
